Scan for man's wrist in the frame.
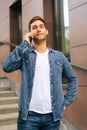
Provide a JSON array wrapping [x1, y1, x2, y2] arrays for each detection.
[[64, 106, 67, 110]]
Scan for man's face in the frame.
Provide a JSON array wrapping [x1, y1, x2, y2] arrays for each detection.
[[30, 20, 48, 42]]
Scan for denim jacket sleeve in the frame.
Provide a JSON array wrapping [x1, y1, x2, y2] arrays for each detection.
[[2, 40, 30, 72], [62, 54, 78, 107]]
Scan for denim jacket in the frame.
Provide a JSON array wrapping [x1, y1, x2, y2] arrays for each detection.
[[2, 41, 78, 121]]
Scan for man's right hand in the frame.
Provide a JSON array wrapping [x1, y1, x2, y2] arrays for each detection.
[[23, 32, 34, 44]]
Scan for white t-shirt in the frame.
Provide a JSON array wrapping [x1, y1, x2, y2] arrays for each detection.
[[29, 49, 52, 113]]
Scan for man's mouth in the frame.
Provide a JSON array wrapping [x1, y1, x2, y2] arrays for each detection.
[[36, 33, 43, 36]]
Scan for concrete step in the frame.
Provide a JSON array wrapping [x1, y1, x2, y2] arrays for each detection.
[[0, 86, 11, 91], [0, 104, 18, 114], [0, 78, 18, 129], [0, 97, 19, 105], [0, 124, 17, 130], [0, 112, 18, 126], [0, 91, 17, 97]]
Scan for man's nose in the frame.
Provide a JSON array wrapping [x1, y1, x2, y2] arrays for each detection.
[[37, 26, 41, 31]]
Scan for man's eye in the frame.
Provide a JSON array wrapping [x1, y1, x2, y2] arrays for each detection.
[[32, 26, 37, 30], [40, 25, 44, 28], [31, 24, 45, 30]]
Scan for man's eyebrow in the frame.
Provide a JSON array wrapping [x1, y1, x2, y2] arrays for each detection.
[[32, 25, 37, 27], [32, 23, 44, 26]]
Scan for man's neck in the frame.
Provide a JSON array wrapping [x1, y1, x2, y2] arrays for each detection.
[[34, 41, 48, 53]]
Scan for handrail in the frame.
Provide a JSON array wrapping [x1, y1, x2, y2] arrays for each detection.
[[71, 63, 87, 72], [0, 41, 16, 47]]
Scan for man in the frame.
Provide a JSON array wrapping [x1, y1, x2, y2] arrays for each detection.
[[2, 16, 78, 130]]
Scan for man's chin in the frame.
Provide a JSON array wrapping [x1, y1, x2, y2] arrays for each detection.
[[34, 37, 46, 43]]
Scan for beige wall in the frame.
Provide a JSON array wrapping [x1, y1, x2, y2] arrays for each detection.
[[0, 44, 21, 85], [64, 1, 87, 130], [0, 0, 19, 42], [0, 0, 21, 85]]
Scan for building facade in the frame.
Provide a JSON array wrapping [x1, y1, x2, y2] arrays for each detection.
[[0, 0, 87, 130], [65, 1, 87, 130]]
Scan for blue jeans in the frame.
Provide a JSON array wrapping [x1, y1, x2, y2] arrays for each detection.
[[17, 111, 60, 130]]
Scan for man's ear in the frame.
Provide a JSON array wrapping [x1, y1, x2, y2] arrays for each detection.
[[46, 30, 48, 35]]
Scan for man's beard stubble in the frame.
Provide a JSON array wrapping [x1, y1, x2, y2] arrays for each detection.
[[33, 35, 47, 44]]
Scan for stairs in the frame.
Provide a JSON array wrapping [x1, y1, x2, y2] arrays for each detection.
[[0, 79, 19, 130]]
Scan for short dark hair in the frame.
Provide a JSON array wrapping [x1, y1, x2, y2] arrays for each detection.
[[28, 16, 46, 31]]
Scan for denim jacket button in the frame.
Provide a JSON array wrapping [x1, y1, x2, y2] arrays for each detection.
[[52, 106, 54, 110], [50, 73, 52, 76]]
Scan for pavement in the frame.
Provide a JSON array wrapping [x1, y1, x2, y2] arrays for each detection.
[[59, 118, 81, 130]]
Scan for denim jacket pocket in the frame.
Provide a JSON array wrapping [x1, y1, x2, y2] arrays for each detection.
[[22, 55, 32, 67], [55, 61, 63, 73]]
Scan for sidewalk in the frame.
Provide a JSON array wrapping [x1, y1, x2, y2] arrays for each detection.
[[59, 118, 81, 130]]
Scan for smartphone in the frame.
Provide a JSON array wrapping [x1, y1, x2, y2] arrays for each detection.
[[29, 36, 33, 43]]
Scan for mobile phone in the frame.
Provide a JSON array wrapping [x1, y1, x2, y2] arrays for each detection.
[[29, 36, 32, 43]]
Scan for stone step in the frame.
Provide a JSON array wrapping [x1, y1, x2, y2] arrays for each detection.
[[0, 112, 18, 126], [0, 86, 11, 91], [0, 104, 18, 114], [0, 97, 19, 105], [0, 78, 18, 129], [0, 124, 17, 130], [0, 91, 17, 97]]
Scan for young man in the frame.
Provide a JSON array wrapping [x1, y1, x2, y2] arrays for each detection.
[[2, 16, 78, 130]]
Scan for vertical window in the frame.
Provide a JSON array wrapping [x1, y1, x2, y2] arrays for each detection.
[[63, 0, 70, 59], [53, 0, 70, 60], [9, 0, 22, 51]]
